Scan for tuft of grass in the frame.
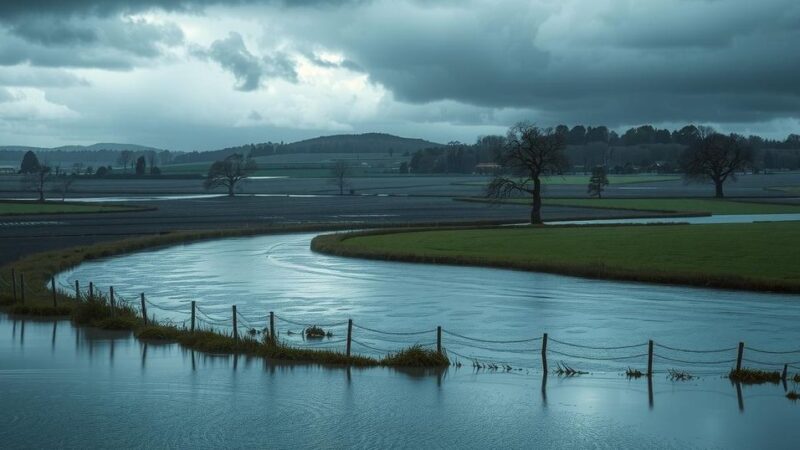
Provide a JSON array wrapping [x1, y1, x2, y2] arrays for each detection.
[[94, 316, 139, 330], [787, 391, 800, 401], [626, 367, 644, 378], [667, 369, 695, 381], [728, 368, 782, 384], [136, 324, 182, 340], [8, 303, 72, 316], [793, 373, 800, 383], [380, 345, 449, 368], [304, 325, 328, 339]]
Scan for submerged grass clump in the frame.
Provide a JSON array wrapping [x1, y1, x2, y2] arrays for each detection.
[[380, 345, 449, 368], [787, 391, 800, 401], [304, 325, 330, 339], [554, 362, 587, 377], [667, 369, 695, 381], [794, 373, 800, 383], [625, 367, 644, 379], [728, 368, 782, 384]]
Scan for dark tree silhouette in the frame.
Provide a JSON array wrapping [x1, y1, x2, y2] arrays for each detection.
[[330, 160, 352, 195], [135, 156, 146, 176], [117, 150, 134, 172], [23, 164, 51, 202], [19, 150, 41, 174], [587, 165, 609, 198], [487, 123, 569, 224], [203, 153, 257, 197], [679, 129, 753, 198]]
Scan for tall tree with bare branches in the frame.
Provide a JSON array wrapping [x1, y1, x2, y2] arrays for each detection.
[[330, 160, 352, 195], [679, 129, 753, 198], [487, 123, 569, 224], [203, 153, 257, 197]]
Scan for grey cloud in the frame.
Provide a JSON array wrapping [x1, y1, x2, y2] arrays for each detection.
[[0, 88, 12, 102], [197, 32, 297, 91]]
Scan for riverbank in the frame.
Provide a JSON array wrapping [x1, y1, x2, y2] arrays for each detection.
[[0, 199, 150, 215], [311, 222, 800, 293]]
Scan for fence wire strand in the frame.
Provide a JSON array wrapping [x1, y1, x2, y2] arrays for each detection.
[[442, 329, 542, 344]]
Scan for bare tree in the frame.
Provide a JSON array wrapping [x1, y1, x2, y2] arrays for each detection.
[[55, 174, 78, 201], [487, 123, 569, 224], [679, 129, 753, 198], [116, 150, 134, 172], [330, 160, 352, 195], [23, 164, 52, 202], [203, 153, 257, 197]]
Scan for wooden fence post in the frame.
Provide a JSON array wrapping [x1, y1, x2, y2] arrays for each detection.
[[51, 277, 57, 307], [736, 342, 744, 371], [783, 364, 788, 381], [191, 301, 196, 333], [647, 340, 654, 376], [20, 273, 25, 304], [269, 311, 275, 340], [232, 305, 238, 342], [541, 333, 548, 374], [140, 293, 148, 325], [89, 282, 94, 301], [11, 268, 17, 301], [75, 280, 80, 301], [109, 286, 115, 317], [346, 319, 353, 357], [437, 326, 442, 354]]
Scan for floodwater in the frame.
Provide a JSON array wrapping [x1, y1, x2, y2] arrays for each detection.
[[2, 315, 799, 448], [58, 233, 800, 375]]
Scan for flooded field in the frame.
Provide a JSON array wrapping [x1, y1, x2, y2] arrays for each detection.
[[1, 315, 798, 448]]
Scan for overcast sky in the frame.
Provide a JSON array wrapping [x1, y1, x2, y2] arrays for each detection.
[[0, 0, 798, 150]]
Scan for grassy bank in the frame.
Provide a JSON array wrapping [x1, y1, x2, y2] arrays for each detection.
[[311, 222, 800, 293], [454, 175, 679, 187], [0, 200, 146, 216], [456, 197, 800, 215]]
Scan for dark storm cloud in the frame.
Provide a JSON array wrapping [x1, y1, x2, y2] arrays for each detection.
[[194, 32, 297, 91]]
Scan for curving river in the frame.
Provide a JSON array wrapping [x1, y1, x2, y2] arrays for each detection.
[[57, 232, 800, 374]]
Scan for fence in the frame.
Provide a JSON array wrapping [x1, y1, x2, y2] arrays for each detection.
[[4, 270, 800, 378]]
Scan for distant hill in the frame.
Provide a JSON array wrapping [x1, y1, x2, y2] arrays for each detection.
[[170, 133, 443, 164], [0, 143, 164, 167]]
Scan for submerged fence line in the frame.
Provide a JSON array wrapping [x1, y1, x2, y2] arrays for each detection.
[[5, 270, 800, 378]]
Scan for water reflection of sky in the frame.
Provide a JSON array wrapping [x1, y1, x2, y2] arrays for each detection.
[[1, 316, 797, 449]]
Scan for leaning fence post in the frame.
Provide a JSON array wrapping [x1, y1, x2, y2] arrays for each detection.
[[736, 342, 744, 371], [437, 326, 442, 354], [89, 282, 94, 301], [647, 340, 654, 376], [20, 273, 25, 304], [11, 268, 17, 301], [783, 364, 788, 381], [541, 333, 548, 374], [191, 301, 196, 333], [232, 305, 238, 342], [269, 311, 275, 340], [346, 319, 353, 357], [51, 277, 57, 307], [140, 293, 148, 325], [75, 280, 80, 301]]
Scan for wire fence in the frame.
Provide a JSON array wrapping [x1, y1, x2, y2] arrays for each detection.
[[5, 272, 800, 378]]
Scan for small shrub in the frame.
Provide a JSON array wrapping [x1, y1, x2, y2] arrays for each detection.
[[381, 345, 449, 367], [728, 368, 781, 384]]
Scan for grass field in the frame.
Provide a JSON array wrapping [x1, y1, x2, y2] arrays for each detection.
[[0, 201, 139, 216], [455, 175, 680, 187], [459, 197, 800, 215], [767, 186, 800, 194], [312, 222, 800, 292]]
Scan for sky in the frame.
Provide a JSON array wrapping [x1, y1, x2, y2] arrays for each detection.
[[0, 0, 798, 151]]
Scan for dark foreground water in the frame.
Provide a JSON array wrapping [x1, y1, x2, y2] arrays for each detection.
[[1, 315, 798, 449]]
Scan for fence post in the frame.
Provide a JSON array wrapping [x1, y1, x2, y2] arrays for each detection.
[[109, 286, 115, 317], [20, 273, 25, 304], [232, 305, 238, 342], [437, 326, 442, 354], [541, 333, 548, 374], [191, 301, 196, 333], [269, 311, 275, 341], [647, 340, 654, 376], [11, 268, 17, 301], [75, 280, 80, 301], [140, 293, 148, 325], [89, 282, 94, 301], [783, 364, 788, 381], [736, 342, 744, 371], [51, 277, 57, 307], [346, 319, 353, 357]]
